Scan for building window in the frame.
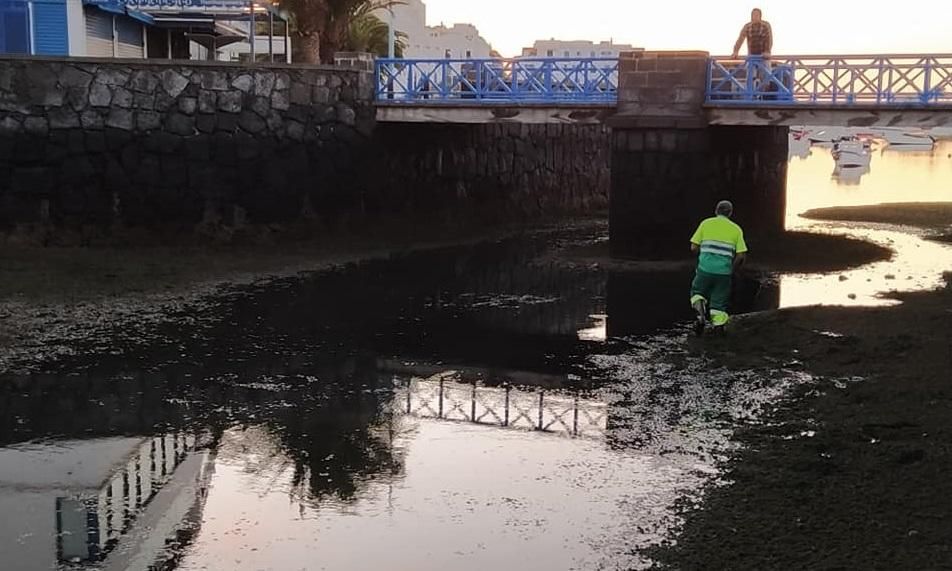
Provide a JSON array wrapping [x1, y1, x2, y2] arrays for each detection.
[[546, 50, 553, 57], [590, 51, 596, 57], [466, 50, 471, 57], [563, 51, 569, 57]]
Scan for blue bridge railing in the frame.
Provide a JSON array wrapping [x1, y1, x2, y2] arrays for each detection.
[[374, 55, 952, 108], [375, 57, 619, 105], [707, 54, 952, 106]]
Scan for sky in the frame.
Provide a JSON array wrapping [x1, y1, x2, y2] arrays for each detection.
[[422, 0, 952, 57]]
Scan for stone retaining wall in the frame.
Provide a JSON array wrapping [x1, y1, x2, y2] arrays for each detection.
[[367, 122, 610, 222], [0, 57, 374, 243], [0, 57, 612, 244]]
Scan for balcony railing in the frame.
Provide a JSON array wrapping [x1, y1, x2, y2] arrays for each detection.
[[375, 57, 619, 105]]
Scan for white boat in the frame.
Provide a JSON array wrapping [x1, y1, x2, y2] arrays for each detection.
[[832, 139, 871, 168], [878, 128, 936, 147]]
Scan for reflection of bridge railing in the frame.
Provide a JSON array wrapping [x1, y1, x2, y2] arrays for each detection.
[[375, 58, 619, 105], [707, 55, 952, 106], [393, 375, 607, 438], [56, 433, 204, 565]]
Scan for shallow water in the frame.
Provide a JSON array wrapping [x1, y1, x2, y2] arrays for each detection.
[[779, 139, 952, 307], [2, 135, 951, 571]]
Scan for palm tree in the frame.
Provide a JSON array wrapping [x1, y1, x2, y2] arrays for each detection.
[[285, 0, 404, 64], [344, 5, 407, 57]]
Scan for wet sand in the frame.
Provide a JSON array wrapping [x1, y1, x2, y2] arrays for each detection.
[[652, 203, 952, 569]]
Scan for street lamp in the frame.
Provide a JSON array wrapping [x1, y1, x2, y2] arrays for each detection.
[[387, 5, 395, 59]]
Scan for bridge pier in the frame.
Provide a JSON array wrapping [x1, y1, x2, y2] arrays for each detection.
[[609, 51, 788, 258]]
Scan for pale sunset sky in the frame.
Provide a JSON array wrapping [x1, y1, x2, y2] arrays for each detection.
[[422, 0, 952, 57]]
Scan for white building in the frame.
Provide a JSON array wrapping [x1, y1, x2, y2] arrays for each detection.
[[383, 0, 493, 59], [521, 39, 642, 59]]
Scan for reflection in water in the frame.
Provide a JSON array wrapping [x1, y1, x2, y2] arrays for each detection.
[[780, 137, 952, 308], [0, 434, 213, 571], [0, 234, 787, 570]]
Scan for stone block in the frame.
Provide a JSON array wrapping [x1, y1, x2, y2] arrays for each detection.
[[0, 65, 13, 92], [217, 91, 242, 113], [285, 121, 304, 141], [254, 72, 275, 97], [196, 114, 217, 133], [238, 110, 266, 134], [198, 90, 217, 114], [619, 72, 649, 91], [66, 86, 89, 111], [200, 70, 229, 91], [80, 109, 105, 130], [275, 72, 291, 91], [290, 83, 311, 106], [154, 91, 174, 112], [137, 111, 161, 131], [179, 97, 198, 115], [49, 108, 80, 129], [266, 111, 283, 133], [673, 87, 703, 105], [250, 96, 271, 118], [128, 70, 159, 93], [89, 82, 112, 107], [336, 104, 356, 126], [232, 74, 254, 93], [160, 69, 189, 98], [106, 108, 134, 131], [167, 112, 195, 136], [271, 90, 290, 111], [59, 65, 94, 90], [216, 112, 239, 132], [313, 86, 331, 104], [315, 104, 336, 124], [23, 116, 48, 136], [24, 66, 60, 105], [134, 92, 156, 110], [645, 71, 683, 88], [112, 87, 133, 108], [94, 68, 129, 86]]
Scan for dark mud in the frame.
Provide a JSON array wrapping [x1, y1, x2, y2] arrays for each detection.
[[650, 207, 952, 569], [552, 231, 892, 275], [0, 220, 598, 374]]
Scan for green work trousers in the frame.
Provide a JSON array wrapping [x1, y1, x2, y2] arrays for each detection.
[[690, 270, 732, 324]]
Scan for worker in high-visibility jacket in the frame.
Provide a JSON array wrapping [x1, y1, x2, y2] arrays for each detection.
[[689, 200, 748, 331]]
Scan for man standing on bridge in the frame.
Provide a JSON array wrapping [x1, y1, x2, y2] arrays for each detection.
[[732, 8, 773, 60], [689, 201, 748, 335]]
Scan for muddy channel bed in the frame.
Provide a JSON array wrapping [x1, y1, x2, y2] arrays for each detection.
[[651, 203, 952, 570]]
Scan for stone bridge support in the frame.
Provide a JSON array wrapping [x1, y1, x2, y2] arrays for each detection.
[[609, 52, 788, 258]]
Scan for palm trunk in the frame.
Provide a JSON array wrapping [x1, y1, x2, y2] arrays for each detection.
[[292, 31, 321, 64]]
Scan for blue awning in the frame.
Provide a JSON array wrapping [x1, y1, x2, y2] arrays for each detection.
[[125, 8, 154, 24], [84, 0, 126, 14]]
